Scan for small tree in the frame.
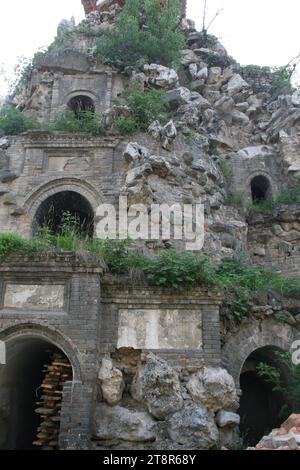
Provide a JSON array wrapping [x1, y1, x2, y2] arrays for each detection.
[[118, 82, 168, 131], [97, 0, 185, 68], [0, 105, 39, 135]]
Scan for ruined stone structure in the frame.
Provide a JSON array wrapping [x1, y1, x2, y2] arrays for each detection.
[[1, 0, 300, 450]]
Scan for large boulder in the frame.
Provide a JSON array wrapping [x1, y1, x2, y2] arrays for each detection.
[[186, 367, 239, 412], [167, 401, 219, 449], [214, 96, 235, 115], [148, 120, 177, 150], [144, 64, 179, 89], [181, 49, 200, 66], [98, 358, 125, 406], [125, 163, 152, 185], [123, 142, 149, 165], [227, 74, 249, 96], [131, 352, 183, 420], [148, 155, 171, 177], [161, 120, 177, 150], [165, 87, 192, 107], [93, 404, 157, 442]]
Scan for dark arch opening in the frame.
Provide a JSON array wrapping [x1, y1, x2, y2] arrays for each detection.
[[68, 95, 95, 118], [238, 346, 286, 446], [251, 175, 272, 203], [33, 190, 94, 237], [0, 337, 72, 450]]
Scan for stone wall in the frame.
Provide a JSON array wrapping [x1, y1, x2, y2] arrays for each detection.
[[0, 132, 125, 237], [0, 253, 102, 449], [0, 255, 240, 450], [229, 144, 284, 205], [247, 204, 300, 275], [100, 285, 222, 368]]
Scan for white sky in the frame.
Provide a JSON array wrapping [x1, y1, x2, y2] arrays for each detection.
[[0, 0, 300, 97]]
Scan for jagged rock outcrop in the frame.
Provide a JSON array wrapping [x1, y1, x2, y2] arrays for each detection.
[[131, 352, 183, 420], [167, 401, 219, 448]]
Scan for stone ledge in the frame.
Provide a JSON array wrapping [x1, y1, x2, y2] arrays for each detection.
[[20, 131, 122, 149], [0, 252, 104, 273]]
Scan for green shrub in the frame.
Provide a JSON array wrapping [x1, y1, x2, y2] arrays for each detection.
[[277, 177, 300, 205], [87, 238, 135, 274], [51, 110, 105, 135], [0, 233, 27, 259], [270, 66, 295, 97], [0, 232, 49, 260], [120, 83, 168, 131], [242, 64, 271, 78], [0, 105, 39, 135], [227, 192, 243, 207], [249, 198, 276, 214], [217, 158, 231, 179], [215, 257, 275, 323], [113, 117, 137, 134], [1, 229, 300, 325], [141, 249, 214, 289], [96, 0, 185, 68]]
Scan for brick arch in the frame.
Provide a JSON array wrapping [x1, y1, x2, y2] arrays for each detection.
[[222, 318, 296, 386], [246, 170, 278, 199], [65, 90, 98, 103], [0, 322, 82, 381], [24, 178, 102, 220]]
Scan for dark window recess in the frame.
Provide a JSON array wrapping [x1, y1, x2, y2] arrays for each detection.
[[33, 191, 94, 237], [251, 175, 272, 202], [0, 338, 72, 450], [238, 346, 287, 446], [68, 95, 95, 118]]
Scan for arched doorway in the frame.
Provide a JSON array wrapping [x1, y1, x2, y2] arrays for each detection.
[[238, 346, 286, 446], [33, 190, 94, 237], [0, 336, 73, 450], [68, 95, 95, 118], [251, 175, 272, 203]]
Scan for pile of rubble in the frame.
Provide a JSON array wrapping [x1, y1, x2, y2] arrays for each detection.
[[250, 414, 300, 450]]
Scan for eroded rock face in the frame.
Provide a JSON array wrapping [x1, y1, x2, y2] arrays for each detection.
[[131, 352, 183, 420], [123, 142, 149, 165], [186, 367, 239, 412], [98, 358, 125, 406], [93, 404, 157, 442], [0, 138, 10, 150], [167, 401, 219, 449]]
